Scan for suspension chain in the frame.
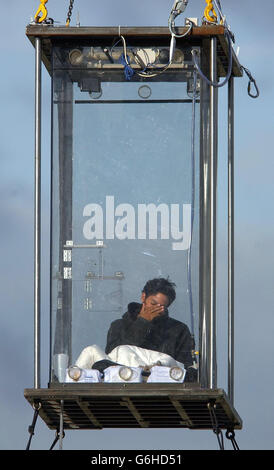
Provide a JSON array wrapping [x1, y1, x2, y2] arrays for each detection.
[[66, 0, 75, 26]]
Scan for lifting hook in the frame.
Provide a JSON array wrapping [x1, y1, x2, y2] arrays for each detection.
[[204, 0, 218, 23], [34, 0, 48, 24]]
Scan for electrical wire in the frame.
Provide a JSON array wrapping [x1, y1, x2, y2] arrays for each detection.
[[113, 35, 173, 80], [108, 0, 192, 80]]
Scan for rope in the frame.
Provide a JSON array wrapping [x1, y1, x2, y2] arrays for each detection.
[[25, 403, 41, 450]]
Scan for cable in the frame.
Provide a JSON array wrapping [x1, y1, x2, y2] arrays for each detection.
[[25, 403, 41, 450], [169, 20, 193, 39], [191, 30, 233, 88], [213, 0, 226, 25], [208, 402, 225, 450], [116, 35, 173, 80], [191, 18, 259, 98], [168, 1, 193, 38], [49, 430, 65, 450]]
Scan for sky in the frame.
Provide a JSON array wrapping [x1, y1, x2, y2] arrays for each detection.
[[0, 0, 273, 451]]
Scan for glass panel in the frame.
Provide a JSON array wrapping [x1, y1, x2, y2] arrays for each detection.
[[50, 40, 200, 385]]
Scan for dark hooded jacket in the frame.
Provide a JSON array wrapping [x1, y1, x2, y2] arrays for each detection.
[[105, 302, 196, 374]]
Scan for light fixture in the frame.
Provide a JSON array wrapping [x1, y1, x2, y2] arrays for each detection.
[[169, 366, 184, 381], [69, 49, 83, 65], [66, 366, 103, 383], [103, 365, 143, 383], [67, 365, 82, 381], [118, 366, 133, 381], [147, 365, 186, 383]]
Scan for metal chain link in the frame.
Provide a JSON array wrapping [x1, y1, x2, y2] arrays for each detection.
[[66, 0, 75, 26]]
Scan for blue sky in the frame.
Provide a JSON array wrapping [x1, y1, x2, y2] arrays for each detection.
[[0, 1, 273, 450]]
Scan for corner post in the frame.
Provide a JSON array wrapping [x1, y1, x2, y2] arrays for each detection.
[[228, 76, 235, 404], [199, 36, 218, 389], [208, 36, 218, 389], [34, 37, 42, 389]]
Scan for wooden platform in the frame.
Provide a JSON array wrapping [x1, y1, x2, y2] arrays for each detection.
[[24, 384, 242, 431]]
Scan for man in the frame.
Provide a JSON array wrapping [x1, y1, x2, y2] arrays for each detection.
[[105, 278, 197, 381], [76, 278, 197, 382]]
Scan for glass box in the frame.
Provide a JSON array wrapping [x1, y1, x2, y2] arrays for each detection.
[[50, 37, 200, 384], [24, 25, 244, 436]]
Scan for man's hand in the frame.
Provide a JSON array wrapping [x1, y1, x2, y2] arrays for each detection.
[[138, 303, 165, 322]]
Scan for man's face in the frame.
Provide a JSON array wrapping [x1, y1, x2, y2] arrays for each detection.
[[141, 292, 169, 312]]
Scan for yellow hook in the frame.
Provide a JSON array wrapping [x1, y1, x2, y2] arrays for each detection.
[[204, 0, 218, 23], [34, 0, 48, 24]]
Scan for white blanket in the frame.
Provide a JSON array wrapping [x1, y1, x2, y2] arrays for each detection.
[[75, 344, 185, 369]]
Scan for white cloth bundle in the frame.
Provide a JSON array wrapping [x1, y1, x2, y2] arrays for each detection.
[[75, 344, 185, 370]]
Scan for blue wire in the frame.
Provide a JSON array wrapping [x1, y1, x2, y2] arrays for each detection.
[[119, 54, 135, 81]]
